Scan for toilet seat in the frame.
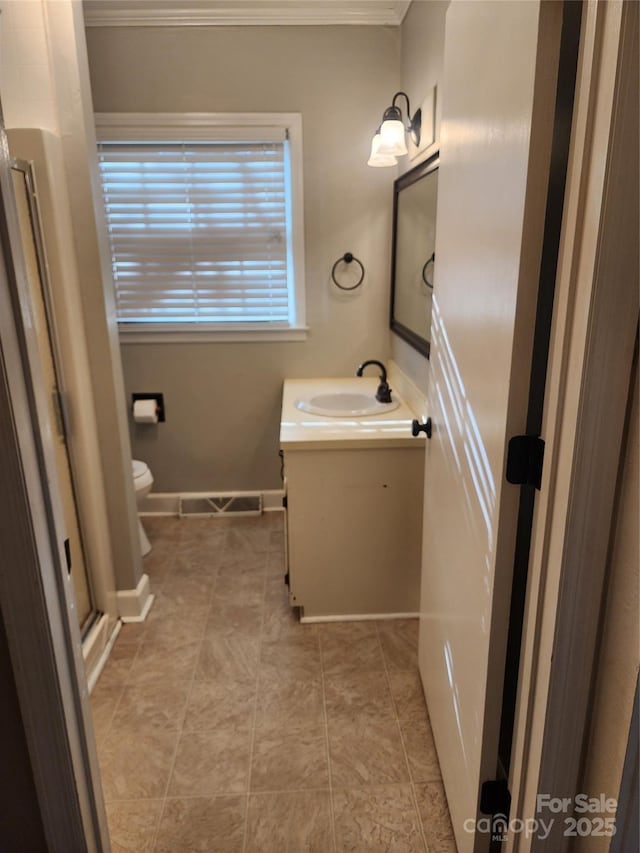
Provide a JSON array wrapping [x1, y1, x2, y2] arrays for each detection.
[[132, 459, 153, 492], [132, 459, 149, 479]]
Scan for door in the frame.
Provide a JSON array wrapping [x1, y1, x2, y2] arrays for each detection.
[[10, 161, 95, 631], [419, 2, 564, 850]]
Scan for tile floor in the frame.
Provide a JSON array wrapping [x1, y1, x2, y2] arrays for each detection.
[[91, 513, 457, 852]]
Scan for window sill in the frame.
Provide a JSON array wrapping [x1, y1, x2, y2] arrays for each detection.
[[118, 325, 309, 344]]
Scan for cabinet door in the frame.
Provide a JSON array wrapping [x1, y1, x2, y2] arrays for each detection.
[[286, 448, 423, 619]]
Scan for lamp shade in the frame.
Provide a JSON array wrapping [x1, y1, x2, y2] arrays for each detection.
[[367, 132, 397, 167], [378, 119, 408, 156]]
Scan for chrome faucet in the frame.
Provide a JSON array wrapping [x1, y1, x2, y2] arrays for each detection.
[[356, 360, 392, 403]]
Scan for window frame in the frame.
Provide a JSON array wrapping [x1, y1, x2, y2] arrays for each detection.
[[95, 112, 307, 342]]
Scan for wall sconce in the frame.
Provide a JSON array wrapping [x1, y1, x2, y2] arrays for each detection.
[[367, 91, 422, 167]]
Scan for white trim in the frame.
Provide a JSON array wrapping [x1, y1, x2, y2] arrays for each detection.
[[84, 616, 121, 694], [138, 489, 286, 515], [300, 612, 419, 623], [83, 1, 411, 28], [95, 111, 302, 138], [263, 494, 286, 512], [116, 573, 154, 622], [82, 613, 111, 686], [119, 326, 309, 343], [285, 115, 306, 331], [138, 492, 180, 515]]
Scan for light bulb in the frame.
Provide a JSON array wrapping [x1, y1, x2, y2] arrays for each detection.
[[377, 119, 408, 156], [367, 132, 398, 167]]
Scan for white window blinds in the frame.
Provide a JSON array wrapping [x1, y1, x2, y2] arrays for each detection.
[[97, 139, 292, 325]]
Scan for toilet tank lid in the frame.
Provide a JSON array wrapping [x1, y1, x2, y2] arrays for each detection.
[[132, 460, 149, 478]]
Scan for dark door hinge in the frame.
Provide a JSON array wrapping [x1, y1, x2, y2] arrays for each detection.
[[63, 538, 72, 575], [282, 495, 288, 509], [506, 435, 545, 490]]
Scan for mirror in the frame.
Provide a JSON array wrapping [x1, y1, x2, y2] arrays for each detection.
[[390, 151, 439, 357]]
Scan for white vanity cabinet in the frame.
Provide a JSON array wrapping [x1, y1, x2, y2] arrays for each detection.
[[280, 378, 425, 620]]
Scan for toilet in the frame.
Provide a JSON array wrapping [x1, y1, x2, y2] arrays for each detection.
[[132, 459, 153, 556]]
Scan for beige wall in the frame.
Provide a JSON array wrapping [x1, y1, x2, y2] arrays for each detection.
[[0, 0, 57, 131], [392, 0, 449, 392], [86, 24, 401, 491], [0, 0, 142, 593], [579, 365, 639, 850], [46, 2, 143, 591]]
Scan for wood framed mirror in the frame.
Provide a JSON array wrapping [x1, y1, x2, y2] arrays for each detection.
[[390, 151, 439, 358]]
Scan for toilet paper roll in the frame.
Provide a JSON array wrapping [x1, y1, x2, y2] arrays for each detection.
[[133, 399, 158, 424]]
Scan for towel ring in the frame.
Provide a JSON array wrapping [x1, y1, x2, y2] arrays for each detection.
[[422, 252, 435, 289], [331, 252, 365, 291]]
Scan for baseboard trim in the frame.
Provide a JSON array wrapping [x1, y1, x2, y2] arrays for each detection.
[[139, 492, 178, 514], [85, 616, 121, 694], [139, 489, 286, 515], [116, 573, 155, 622], [300, 611, 419, 623], [262, 491, 286, 511]]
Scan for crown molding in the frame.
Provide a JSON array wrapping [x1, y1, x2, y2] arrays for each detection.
[[82, 1, 411, 28]]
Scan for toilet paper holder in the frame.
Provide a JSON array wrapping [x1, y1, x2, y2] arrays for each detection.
[[132, 393, 165, 422]]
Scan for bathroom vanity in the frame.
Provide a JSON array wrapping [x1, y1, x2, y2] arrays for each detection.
[[280, 377, 425, 620]]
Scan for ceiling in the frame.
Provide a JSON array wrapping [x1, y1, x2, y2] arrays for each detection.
[[82, 1, 412, 27]]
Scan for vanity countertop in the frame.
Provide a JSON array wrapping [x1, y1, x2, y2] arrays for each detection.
[[280, 377, 424, 450]]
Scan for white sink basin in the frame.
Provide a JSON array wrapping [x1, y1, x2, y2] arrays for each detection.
[[295, 392, 400, 417]]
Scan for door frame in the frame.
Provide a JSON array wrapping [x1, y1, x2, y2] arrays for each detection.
[[506, 1, 638, 848], [494, 0, 583, 792]]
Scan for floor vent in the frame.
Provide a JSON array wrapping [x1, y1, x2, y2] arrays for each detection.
[[179, 494, 262, 518]]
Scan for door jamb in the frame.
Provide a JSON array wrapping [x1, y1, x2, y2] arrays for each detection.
[[506, 1, 639, 848]]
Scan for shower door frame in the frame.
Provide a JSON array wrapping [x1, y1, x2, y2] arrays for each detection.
[[4, 127, 121, 685], [10, 156, 97, 635]]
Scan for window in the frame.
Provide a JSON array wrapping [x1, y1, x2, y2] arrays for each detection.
[[95, 114, 306, 340]]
